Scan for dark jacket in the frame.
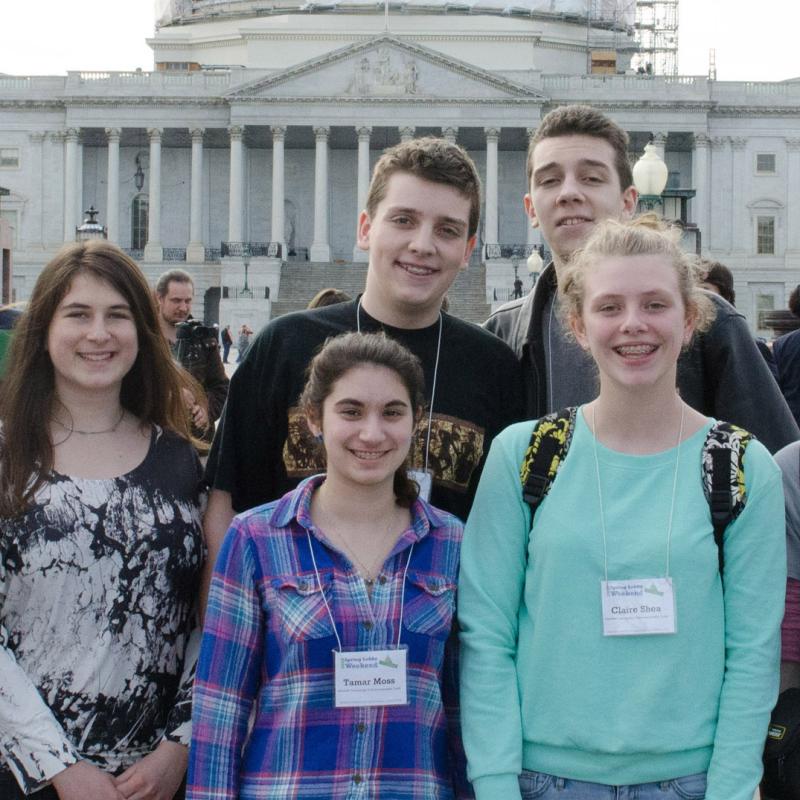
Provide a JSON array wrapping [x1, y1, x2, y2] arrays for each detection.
[[774, 328, 800, 428], [484, 262, 799, 454], [171, 328, 229, 443]]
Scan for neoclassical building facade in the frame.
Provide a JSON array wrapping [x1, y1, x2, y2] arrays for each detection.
[[1, 1, 798, 330]]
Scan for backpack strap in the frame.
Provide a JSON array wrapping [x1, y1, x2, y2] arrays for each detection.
[[520, 407, 578, 518], [701, 421, 753, 577]]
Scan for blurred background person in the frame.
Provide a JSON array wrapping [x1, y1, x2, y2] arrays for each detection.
[[307, 287, 352, 309], [155, 269, 228, 444], [700, 259, 778, 380]]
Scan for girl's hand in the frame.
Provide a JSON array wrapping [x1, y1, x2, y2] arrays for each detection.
[[114, 741, 187, 800], [52, 761, 125, 800]]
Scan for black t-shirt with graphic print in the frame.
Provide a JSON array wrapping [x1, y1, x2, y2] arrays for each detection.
[[205, 299, 525, 521]]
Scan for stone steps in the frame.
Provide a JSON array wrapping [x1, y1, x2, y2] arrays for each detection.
[[271, 260, 490, 325]]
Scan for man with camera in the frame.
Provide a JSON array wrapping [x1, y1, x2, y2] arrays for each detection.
[[155, 269, 229, 442]]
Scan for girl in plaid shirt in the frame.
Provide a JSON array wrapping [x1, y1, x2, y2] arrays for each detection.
[[189, 332, 470, 799]]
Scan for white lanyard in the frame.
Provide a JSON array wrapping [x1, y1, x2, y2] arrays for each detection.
[[591, 402, 685, 581], [590, 403, 685, 636], [307, 528, 415, 706], [356, 298, 442, 477], [305, 527, 414, 651]]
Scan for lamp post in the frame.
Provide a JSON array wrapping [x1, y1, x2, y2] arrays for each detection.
[[75, 206, 107, 241], [632, 142, 669, 212], [527, 248, 543, 286], [240, 245, 253, 299], [134, 155, 145, 192]]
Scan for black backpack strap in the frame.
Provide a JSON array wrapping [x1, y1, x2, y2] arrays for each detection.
[[520, 407, 577, 519], [701, 421, 753, 577]]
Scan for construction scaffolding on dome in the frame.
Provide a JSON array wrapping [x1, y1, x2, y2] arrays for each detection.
[[157, 0, 635, 25]]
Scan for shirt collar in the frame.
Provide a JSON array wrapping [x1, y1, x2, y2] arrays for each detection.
[[268, 474, 445, 545]]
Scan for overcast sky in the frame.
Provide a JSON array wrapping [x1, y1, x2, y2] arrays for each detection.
[[0, 1, 795, 82]]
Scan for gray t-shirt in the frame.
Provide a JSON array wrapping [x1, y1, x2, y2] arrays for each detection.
[[541, 292, 598, 413], [774, 440, 800, 580]]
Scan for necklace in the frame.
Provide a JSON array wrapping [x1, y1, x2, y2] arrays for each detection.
[[318, 505, 403, 586], [52, 407, 126, 436]]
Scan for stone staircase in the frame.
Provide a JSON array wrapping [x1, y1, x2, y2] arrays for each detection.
[[270, 259, 491, 325]]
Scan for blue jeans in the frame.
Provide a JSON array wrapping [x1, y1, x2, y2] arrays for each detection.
[[519, 770, 707, 800]]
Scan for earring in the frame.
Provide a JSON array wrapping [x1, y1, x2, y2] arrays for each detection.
[[314, 432, 324, 444]]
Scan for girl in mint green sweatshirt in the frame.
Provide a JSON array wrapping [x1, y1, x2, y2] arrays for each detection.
[[459, 217, 785, 800]]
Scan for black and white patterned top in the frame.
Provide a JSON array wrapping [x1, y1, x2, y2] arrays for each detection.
[[0, 426, 205, 794]]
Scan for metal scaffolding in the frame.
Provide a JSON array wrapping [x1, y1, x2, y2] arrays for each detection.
[[635, 0, 679, 76]]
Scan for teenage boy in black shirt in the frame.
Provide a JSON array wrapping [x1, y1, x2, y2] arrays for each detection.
[[202, 137, 524, 599]]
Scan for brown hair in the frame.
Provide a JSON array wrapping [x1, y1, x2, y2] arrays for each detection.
[[365, 137, 482, 239], [155, 267, 193, 298], [0, 241, 197, 515], [299, 332, 425, 508], [307, 287, 352, 310], [559, 214, 715, 338], [527, 105, 633, 191], [700, 260, 735, 306]]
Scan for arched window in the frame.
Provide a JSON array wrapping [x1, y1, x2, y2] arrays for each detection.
[[131, 194, 149, 250]]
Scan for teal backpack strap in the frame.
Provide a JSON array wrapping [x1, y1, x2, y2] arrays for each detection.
[[520, 407, 578, 522], [701, 421, 752, 578]]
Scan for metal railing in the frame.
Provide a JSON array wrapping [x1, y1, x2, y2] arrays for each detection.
[[484, 243, 543, 260], [163, 247, 187, 262], [222, 286, 270, 300], [221, 241, 282, 258]]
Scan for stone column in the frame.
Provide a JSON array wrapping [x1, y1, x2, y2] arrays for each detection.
[[399, 126, 415, 143], [788, 138, 800, 253], [691, 133, 709, 251], [76, 136, 84, 231], [310, 126, 331, 262], [187, 127, 205, 262], [105, 128, 121, 243], [442, 126, 458, 144], [29, 132, 45, 247], [730, 137, 748, 251], [709, 136, 731, 252], [484, 127, 500, 250], [271, 125, 286, 257], [63, 128, 79, 241], [652, 131, 668, 161], [354, 126, 372, 262], [526, 127, 538, 246], [227, 126, 244, 244], [144, 127, 163, 262]]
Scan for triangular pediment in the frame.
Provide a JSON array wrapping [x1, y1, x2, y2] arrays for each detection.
[[229, 35, 545, 102]]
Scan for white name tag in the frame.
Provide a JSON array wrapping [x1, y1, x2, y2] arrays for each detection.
[[333, 647, 409, 708], [408, 469, 433, 503], [600, 577, 676, 636]]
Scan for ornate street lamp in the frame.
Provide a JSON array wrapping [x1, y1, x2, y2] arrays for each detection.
[[134, 155, 145, 191], [240, 247, 253, 299], [632, 142, 669, 212], [527, 248, 543, 284], [75, 206, 107, 241]]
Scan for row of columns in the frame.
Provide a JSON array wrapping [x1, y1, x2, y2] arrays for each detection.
[[63, 124, 735, 260], [88, 123, 504, 261]]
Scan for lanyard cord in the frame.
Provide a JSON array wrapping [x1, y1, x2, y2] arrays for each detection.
[[356, 297, 442, 475], [591, 402, 685, 581], [306, 528, 414, 651]]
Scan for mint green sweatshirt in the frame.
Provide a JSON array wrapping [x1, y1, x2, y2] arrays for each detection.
[[458, 411, 785, 800]]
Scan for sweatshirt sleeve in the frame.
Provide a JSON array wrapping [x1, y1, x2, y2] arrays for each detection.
[[705, 441, 786, 800], [0, 555, 80, 794], [458, 423, 533, 800], [702, 302, 800, 454]]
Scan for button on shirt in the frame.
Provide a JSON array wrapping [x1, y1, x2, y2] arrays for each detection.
[[188, 475, 470, 800]]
